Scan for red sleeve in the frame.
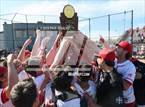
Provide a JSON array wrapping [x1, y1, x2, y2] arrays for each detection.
[[1, 88, 9, 103], [123, 80, 133, 90]]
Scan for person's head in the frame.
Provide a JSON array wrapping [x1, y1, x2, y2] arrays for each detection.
[[78, 64, 92, 82], [53, 66, 73, 92], [0, 66, 8, 88], [25, 57, 42, 77], [96, 48, 116, 71], [10, 78, 38, 107], [116, 41, 132, 60]]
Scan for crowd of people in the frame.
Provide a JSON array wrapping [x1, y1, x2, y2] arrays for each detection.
[[0, 30, 145, 107]]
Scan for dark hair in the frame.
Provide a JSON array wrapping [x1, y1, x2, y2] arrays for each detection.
[[10, 78, 37, 107], [79, 64, 92, 82], [104, 60, 115, 67], [53, 66, 73, 92], [125, 53, 132, 59], [2, 60, 7, 67]]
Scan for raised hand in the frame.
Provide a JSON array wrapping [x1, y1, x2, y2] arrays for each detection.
[[7, 54, 16, 63], [23, 37, 32, 48]]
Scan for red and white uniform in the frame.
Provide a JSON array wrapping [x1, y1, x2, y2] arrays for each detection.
[[0, 88, 13, 107], [115, 60, 136, 104]]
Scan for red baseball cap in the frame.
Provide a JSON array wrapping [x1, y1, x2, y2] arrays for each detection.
[[0, 66, 7, 75], [95, 48, 116, 62], [117, 41, 132, 53]]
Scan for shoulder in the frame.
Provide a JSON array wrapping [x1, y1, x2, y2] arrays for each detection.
[[0, 88, 9, 104], [117, 60, 136, 73], [126, 60, 136, 72]]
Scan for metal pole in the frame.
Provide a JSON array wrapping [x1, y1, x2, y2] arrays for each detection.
[[89, 18, 91, 39], [124, 11, 126, 32], [11, 13, 17, 50], [25, 15, 29, 37], [11, 21, 15, 50], [108, 14, 110, 44], [131, 10, 133, 45]]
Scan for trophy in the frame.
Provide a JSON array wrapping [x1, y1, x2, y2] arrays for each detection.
[[60, 4, 78, 31]]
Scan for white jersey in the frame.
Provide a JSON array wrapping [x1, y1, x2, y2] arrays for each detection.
[[74, 80, 96, 99], [115, 60, 136, 104], [18, 70, 30, 81], [45, 82, 80, 107], [0, 89, 13, 107], [18, 70, 45, 90]]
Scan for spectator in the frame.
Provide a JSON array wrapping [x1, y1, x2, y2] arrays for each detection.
[[115, 41, 136, 107], [96, 48, 124, 107]]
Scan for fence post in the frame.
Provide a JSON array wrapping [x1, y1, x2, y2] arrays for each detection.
[[108, 14, 110, 44], [131, 10, 133, 45], [89, 18, 91, 39], [11, 13, 17, 50]]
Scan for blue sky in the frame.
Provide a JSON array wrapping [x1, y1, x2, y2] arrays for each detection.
[[0, 0, 145, 40]]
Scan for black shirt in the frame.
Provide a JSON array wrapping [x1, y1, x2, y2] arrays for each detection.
[[132, 59, 145, 105], [96, 69, 125, 107]]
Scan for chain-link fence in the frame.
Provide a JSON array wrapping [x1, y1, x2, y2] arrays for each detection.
[[0, 10, 133, 51], [78, 10, 133, 44]]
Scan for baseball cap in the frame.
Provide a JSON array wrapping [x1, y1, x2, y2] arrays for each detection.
[[95, 48, 116, 62], [0, 66, 7, 75], [27, 57, 41, 66], [25, 57, 41, 76], [117, 41, 132, 53]]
